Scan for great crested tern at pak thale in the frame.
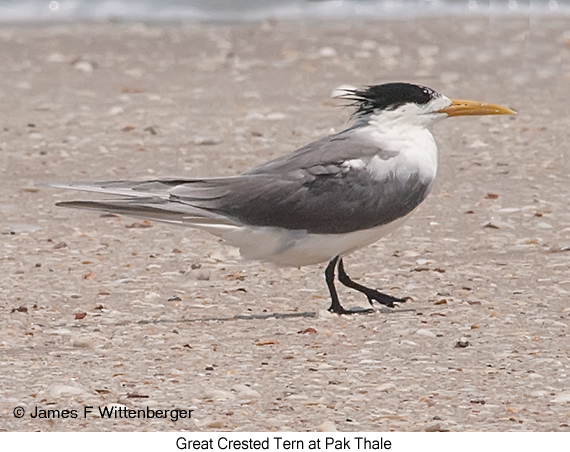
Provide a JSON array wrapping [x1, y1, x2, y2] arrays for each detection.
[[48, 83, 515, 314]]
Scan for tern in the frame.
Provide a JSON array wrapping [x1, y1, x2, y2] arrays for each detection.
[[47, 83, 515, 314]]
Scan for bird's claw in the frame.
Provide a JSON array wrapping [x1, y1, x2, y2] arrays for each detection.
[[365, 291, 410, 308]]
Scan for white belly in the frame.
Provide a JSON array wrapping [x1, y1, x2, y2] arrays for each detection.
[[196, 214, 410, 267]]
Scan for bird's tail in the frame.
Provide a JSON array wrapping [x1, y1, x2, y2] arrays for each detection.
[[44, 180, 237, 227]]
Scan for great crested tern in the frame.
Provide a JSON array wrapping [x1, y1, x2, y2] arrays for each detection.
[[48, 83, 515, 314]]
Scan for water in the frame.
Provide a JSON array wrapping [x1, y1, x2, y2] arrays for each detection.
[[0, 0, 567, 23]]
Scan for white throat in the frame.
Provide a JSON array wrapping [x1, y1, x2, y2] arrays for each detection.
[[351, 96, 452, 187]]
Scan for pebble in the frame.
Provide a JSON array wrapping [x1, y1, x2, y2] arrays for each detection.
[[48, 384, 87, 398], [237, 388, 261, 400], [108, 106, 124, 116], [468, 138, 488, 148], [194, 136, 221, 145], [266, 112, 287, 120], [425, 422, 448, 432], [376, 383, 397, 392], [317, 421, 338, 432], [318, 47, 337, 57], [73, 60, 95, 73], [202, 389, 235, 401], [205, 419, 226, 429], [496, 207, 521, 213], [71, 333, 108, 348], [455, 338, 470, 348], [415, 329, 437, 338], [232, 385, 261, 399]]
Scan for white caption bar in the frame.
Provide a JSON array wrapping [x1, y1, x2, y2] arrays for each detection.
[[2, 432, 556, 451]]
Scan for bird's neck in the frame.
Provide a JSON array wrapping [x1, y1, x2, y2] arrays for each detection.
[[356, 114, 438, 155], [352, 114, 439, 189]]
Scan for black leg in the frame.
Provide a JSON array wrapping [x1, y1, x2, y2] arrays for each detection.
[[325, 256, 346, 314], [337, 258, 408, 308], [325, 256, 374, 315]]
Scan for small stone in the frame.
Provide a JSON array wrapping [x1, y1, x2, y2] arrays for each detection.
[[195, 271, 210, 281], [415, 329, 437, 338], [48, 384, 86, 398], [108, 106, 124, 116], [266, 112, 287, 120], [377, 383, 396, 392], [298, 327, 317, 334], [425, 422, 448, 432], [236, 388, 261, 399], [205, 419, 225, 428], [202, 389, 234, 401], [194, 136, 221, 145], [317, 421, 338, 432], [468, 139, 489, 148], [455, 338, 470, 348], [255, 340, 278, 346], [319, 47, 337, 57], [73, 60, 95, 73], [549, 243, 570, 253]]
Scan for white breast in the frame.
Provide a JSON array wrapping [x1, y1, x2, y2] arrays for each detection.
[[354, 117, 439, 190]]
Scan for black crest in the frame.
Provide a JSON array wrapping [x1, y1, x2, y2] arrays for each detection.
[[344, 83, 439, 117]]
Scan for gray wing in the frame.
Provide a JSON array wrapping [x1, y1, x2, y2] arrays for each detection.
[[52, 131, 431, 234], [243, 130, 399, 175], [174, 167, 430, 235]]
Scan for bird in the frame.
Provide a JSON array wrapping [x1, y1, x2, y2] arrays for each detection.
[[47, 82, 515, 315]]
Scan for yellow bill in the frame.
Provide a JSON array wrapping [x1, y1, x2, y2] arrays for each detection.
[[439, 99, 516, 117]]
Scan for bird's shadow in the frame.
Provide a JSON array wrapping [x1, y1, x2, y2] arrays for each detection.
[[61, 307, 417, 330], [137, 311, 318, 324], [137, 307, 416, 324]]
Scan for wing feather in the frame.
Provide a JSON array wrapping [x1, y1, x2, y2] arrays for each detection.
[[48, 130, 431, 234]]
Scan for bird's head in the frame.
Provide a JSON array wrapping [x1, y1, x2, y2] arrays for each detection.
[[340, 82, 515, 128]]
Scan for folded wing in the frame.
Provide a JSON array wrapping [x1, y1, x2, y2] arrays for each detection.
[[51, 132, 431, 235]]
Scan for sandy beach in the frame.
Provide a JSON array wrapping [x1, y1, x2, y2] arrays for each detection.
[[1, 16, 570, 431]]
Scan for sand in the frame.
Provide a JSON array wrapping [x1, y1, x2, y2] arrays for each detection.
[[1, 15, 569, 432]]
